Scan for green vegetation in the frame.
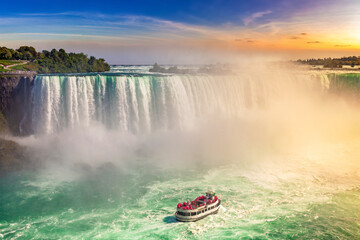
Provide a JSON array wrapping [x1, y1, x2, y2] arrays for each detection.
[[297, 56, 360, 68], [149, 63, 190, 73], [0, 66, 9, 72], [10, 62, 41, 72], [0, 59, 22, 66], [0, 46, 110, 73], [0, 46, 38, 61], [149, 62, 232, 74]]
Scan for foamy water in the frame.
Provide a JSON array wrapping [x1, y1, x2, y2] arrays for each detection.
[[1, 65, 360, 239]]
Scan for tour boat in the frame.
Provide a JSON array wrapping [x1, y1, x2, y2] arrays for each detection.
[[175, 191, 221, 222]]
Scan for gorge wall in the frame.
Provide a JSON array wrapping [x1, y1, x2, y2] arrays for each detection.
[[0, 72, 35, 134], [0, 70, 358, 173], [0, 72, 35, 172]]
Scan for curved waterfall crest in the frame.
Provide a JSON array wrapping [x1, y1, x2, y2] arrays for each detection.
[[26, 71, 324, 134]]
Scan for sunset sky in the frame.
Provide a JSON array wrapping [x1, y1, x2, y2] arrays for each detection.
[[1, 0, 360, 64]]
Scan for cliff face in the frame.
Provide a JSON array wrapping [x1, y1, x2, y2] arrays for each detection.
[[0, 72, 35, 135], [0, 72, 35, 173], [0, 138, 28, 173]]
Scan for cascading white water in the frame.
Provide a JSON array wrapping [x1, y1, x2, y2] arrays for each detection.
[[28, 69, 325, 135], [8, 67, 360, 240]]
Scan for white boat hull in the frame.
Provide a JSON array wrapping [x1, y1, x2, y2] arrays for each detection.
[[175, 199, 221, 222]]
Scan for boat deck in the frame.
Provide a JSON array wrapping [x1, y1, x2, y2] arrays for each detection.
[[175, 199, 221, 222]]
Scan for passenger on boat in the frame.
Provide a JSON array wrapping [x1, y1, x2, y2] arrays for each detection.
[[177, 194, 218, 210]]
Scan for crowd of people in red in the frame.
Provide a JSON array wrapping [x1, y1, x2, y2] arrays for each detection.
[[177, 195, 218, 210]]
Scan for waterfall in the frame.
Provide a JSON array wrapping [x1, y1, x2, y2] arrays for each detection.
[[25, 70, 328, 135]]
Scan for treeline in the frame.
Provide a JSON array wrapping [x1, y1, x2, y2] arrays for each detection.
[[149, 63, 192, 74], [297, 56, 360, 68], [0, 46, 110, 73], [149, 62, 232, 74]]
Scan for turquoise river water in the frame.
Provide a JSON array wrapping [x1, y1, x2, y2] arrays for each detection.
[[1, 66, 360, 239]]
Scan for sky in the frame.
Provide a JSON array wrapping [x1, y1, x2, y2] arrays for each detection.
[[0, 0, 360, 64]]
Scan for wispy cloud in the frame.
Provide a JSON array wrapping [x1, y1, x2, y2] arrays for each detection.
[[1, 1, 359, 63], [20, 11, 107, 19], [289, 33, 309, 40], [243, 10, 272, 26], [334, 44, 352, 47]]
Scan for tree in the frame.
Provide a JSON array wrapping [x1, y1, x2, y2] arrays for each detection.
[[0, 48, 12, 59], [17, 46, 37, 59], [0, 46, 110, 73]]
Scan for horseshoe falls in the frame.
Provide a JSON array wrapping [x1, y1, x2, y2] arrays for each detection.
[[1, 66, 360, 239], [28, 74, 271, 135]]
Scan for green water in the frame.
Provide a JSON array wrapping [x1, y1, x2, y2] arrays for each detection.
[[1, 159, 359, 239], [3, 67, 360, 239], [328, 73, 360, 94]]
